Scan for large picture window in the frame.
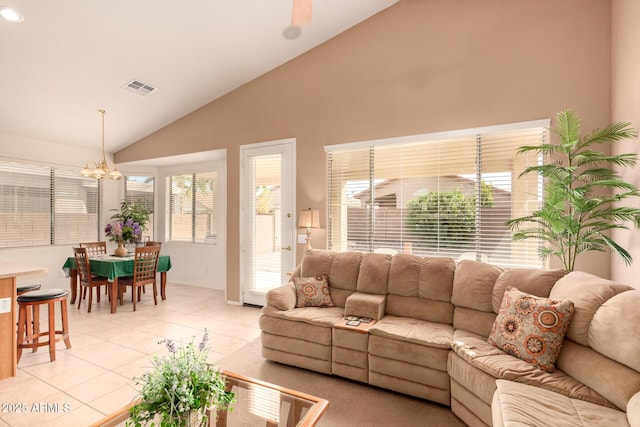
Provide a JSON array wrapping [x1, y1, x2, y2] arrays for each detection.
[[167, 172, 217, 244], [326, 121, 547, 268], [0, 160, 101, 248]]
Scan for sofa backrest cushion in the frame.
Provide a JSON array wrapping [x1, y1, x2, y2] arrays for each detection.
[[388, 254, 456, 301], [491, 268, 566, 313], [452, 260, 503, 312], [452, 262, 566, 338], [356, 253, 392, 294], [589, 290, 640, 372], [451, 260, 503, 336], [551, 273, 640, 411], [549, 271, 632, 347], [384, 255, 456, 324], [300, 249, 363, 307]]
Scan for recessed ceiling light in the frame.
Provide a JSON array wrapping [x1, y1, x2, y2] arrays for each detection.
[[0, 6, 24, 23], [282, 24, 302, 40]]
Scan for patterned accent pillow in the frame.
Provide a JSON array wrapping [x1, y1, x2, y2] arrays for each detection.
[[293, 275, 334, 308], [488, 286, 574, 372]]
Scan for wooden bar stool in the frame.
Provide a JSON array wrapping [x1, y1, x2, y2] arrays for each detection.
[[17, 284, 42, 295], [16, 289, 71, 363], [16, 284, 42, 342]]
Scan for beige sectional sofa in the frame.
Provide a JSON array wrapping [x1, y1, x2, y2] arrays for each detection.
[[259, 249, 640, 426]]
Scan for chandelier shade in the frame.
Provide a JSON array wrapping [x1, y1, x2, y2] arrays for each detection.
[[80, 109, 122, 180]]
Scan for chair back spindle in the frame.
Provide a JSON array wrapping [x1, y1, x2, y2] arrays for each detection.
[[79, 241, 107, 258]]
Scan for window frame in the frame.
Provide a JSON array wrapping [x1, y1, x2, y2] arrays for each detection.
[[124, 175, 155, 241], [325, 119, 549, 268], [166, 170, 218, 245]]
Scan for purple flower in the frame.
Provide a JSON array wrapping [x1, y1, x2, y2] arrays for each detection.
[[105, 223, 112, 233], [160, 338, 178, 353], [112, 222, 123, 236], [199, 329, 209, 352]]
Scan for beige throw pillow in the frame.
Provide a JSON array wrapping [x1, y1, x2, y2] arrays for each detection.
[[293, 276, 334, 308], [488, 287, 574, 372]]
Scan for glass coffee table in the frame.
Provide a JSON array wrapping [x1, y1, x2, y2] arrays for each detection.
[[90, 370, 329, 427]]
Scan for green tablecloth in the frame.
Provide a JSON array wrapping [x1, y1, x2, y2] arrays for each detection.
[[62, 255, 172, 281]]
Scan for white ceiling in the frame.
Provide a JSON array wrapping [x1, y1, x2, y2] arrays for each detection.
[[0, 1, 396, 154]]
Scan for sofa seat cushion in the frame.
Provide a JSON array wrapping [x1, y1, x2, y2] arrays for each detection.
[[261, 305, 344, 327], [492, 379, 629, 427], [453, 329, 616, 409], [369, 315, 453, 349]]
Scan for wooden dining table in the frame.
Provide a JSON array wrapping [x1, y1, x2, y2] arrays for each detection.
[[62, 254, 172, 313]]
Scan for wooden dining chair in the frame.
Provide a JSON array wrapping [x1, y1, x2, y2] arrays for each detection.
[[118, 245, 161, 311], [73, 247, 110, 313], [79, 241, 107, 257], [140, 242, 161, 293], [80, 241, 109, 295]]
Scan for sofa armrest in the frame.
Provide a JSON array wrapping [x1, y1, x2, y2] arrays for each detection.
[[265, 284, 297, 311], [628, 391, 640, 427], [344, 292, 386, 320]]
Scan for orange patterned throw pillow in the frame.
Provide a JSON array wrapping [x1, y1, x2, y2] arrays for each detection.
[[488, 287, 574, 372], [293, 276, 334, 308]]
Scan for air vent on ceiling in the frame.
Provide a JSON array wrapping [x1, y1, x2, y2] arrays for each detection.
[[121, 80, 157, 97]]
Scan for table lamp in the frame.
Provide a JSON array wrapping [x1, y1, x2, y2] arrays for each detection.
[[298, 208, 320, 252]]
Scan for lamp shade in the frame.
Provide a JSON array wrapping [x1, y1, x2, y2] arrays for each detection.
[[298, 209, 320, 229]]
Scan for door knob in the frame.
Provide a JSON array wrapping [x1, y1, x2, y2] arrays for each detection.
[[282, 245, 292, 251]]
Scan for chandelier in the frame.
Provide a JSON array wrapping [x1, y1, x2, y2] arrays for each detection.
[[80, 109, 123, 180]]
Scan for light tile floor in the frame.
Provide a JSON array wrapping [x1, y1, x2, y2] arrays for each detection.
[[0, 283, 262, 427]]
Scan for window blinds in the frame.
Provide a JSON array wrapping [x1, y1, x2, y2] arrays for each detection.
[[0, 160, 100, 247], [326, 123, 546, 268], [53, 168, 100, 245], [125, 176, 155, 240], [168, 172, 217, 244]]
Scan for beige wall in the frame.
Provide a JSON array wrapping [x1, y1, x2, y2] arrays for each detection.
[[117, 0, 613, 301], [612, 0, 640, 287]]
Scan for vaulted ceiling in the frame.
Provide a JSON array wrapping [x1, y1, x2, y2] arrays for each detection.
[[0, 1, 396, 153]]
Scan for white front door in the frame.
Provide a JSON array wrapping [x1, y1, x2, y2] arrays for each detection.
[[241, 139, 295, 306]]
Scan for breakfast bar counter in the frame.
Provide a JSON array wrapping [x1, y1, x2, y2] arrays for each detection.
[[0, 261, 47, 379]]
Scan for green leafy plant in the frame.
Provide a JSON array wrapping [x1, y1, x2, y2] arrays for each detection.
[[405, 184, 494, 248], [128, 330, 235, 427], [111, 200, 152, 233], [507, 109, 640, 271]]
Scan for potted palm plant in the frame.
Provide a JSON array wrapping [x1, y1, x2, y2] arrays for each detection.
[[507, 109, 640, 271]]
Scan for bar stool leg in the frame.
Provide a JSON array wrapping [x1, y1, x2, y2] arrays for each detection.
[[48, 301, 56, 361], [16, 304, 26, 363], [32, 303, 39, 353]]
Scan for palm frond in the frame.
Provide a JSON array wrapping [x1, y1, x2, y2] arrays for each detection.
[[577, 122, 637, 150], [574, 152, 638, 168], [601, 235, 633, 266], [552, 109, 581, 149], [588, 206, 640, 223]]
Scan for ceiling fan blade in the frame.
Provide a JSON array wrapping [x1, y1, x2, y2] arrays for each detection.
[[292, 0, 312, 25]]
